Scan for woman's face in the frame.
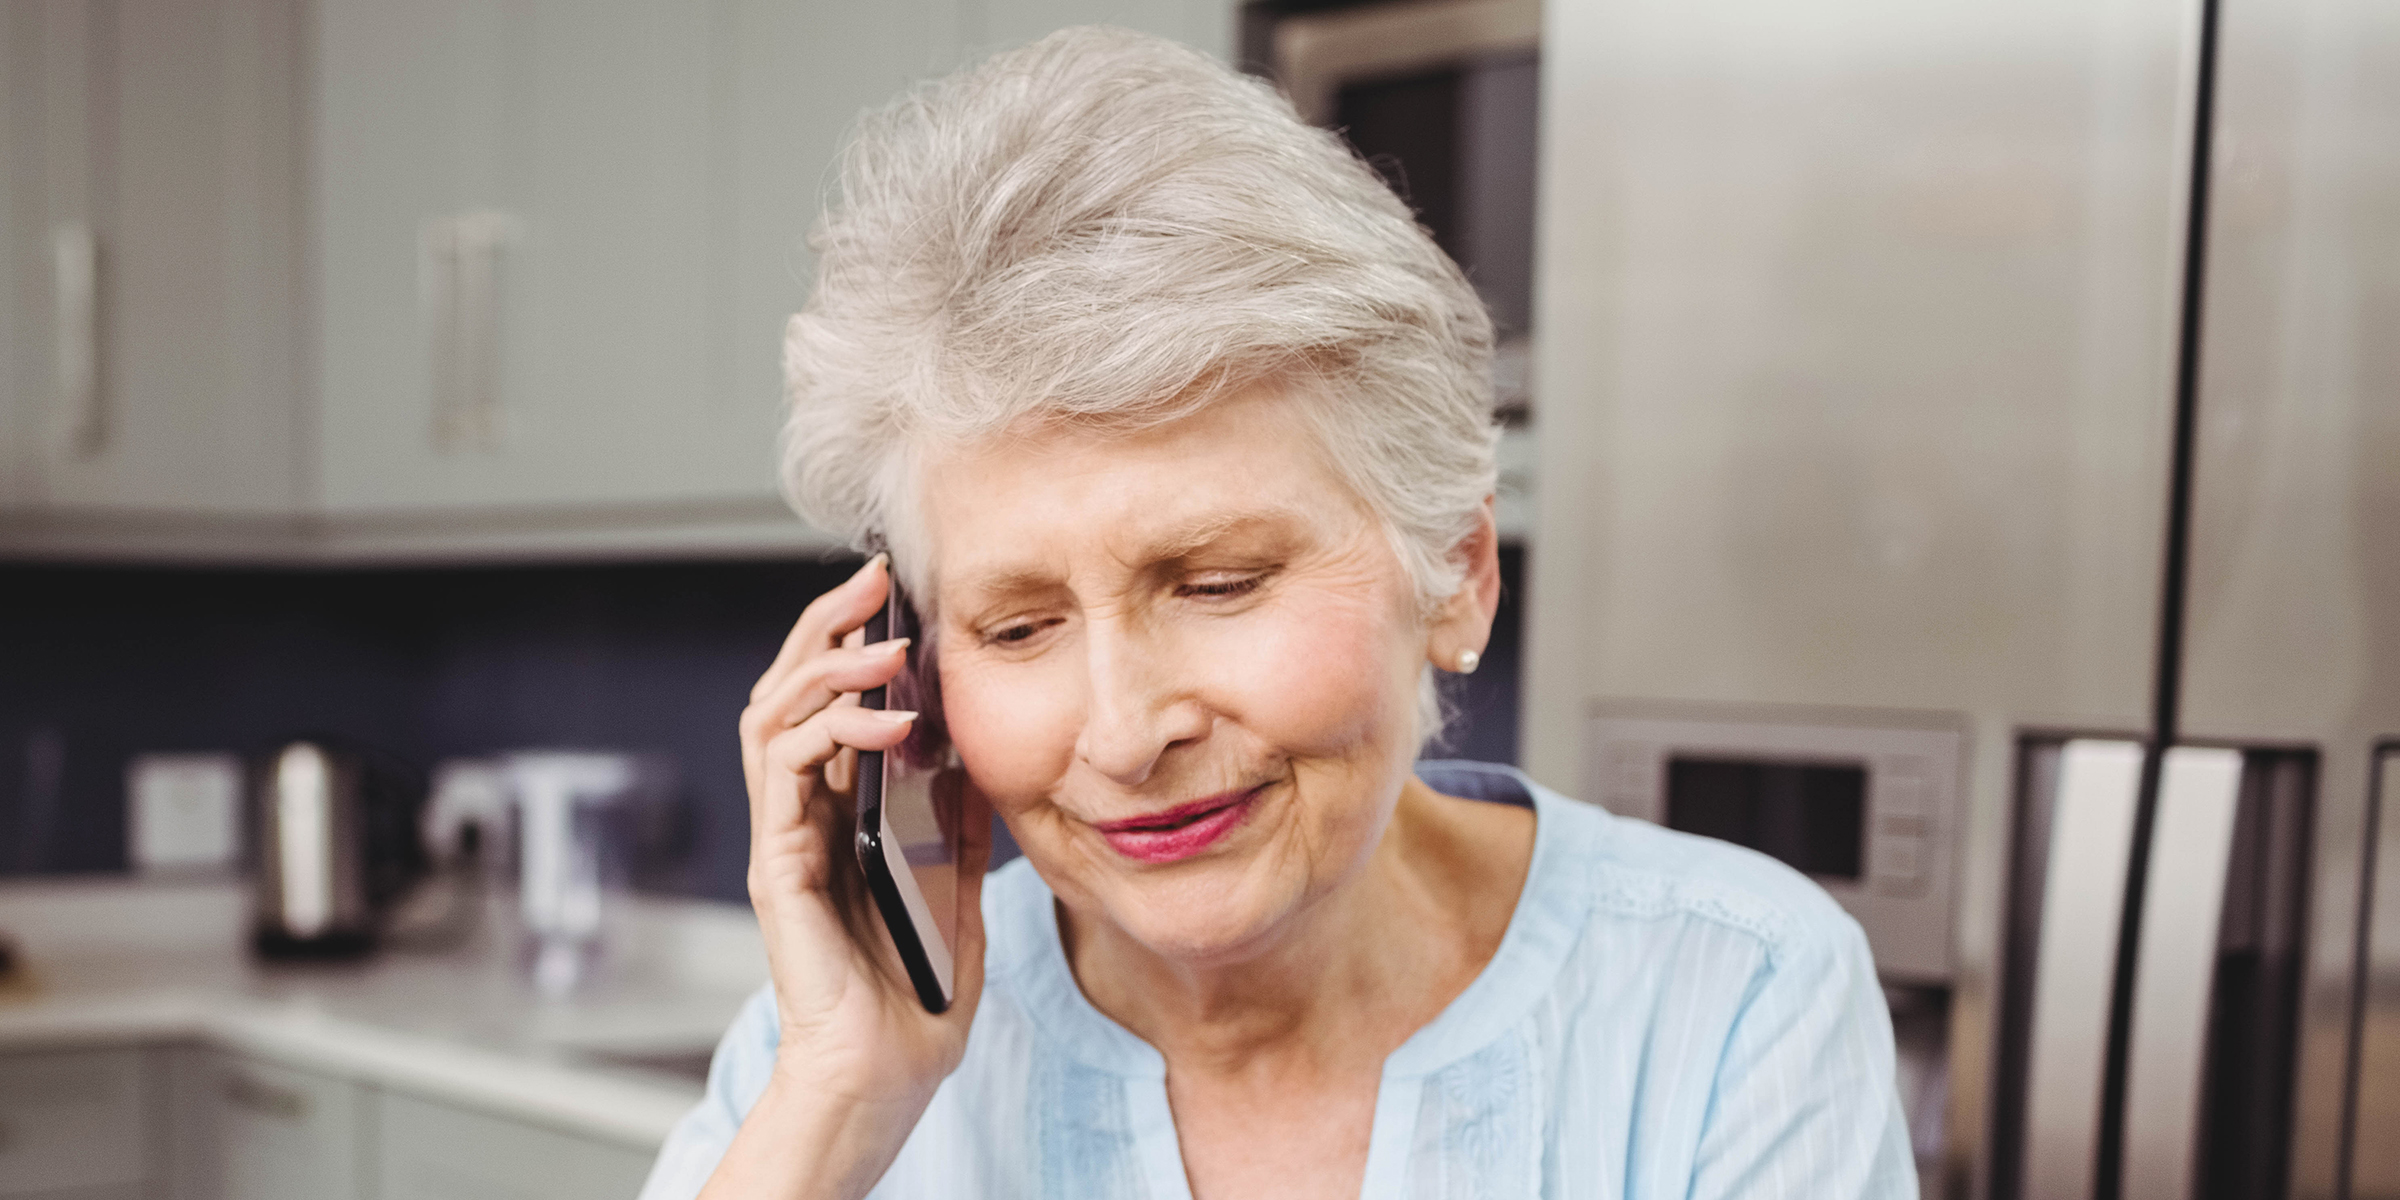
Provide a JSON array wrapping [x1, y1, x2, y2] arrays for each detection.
[[921, 384, 1436, 966]]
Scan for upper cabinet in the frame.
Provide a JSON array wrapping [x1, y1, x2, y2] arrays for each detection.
[[314, 0, 761, 516], [0, 0, 307, 527], [1, 0, 1235, 563], [981, 0, 1230, 52]]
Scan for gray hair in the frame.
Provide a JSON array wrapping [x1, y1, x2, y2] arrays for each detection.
[[780, 26, 1498, 746]]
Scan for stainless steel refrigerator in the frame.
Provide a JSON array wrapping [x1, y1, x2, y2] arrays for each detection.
[[1522, 0, 2399, 1196]]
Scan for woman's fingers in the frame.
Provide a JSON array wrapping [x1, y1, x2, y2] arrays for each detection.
[[751, 706, 920, 847], [751, 556, 890, 702], [740, 637, 911, 756], [746, 707, 924, 1027], [738, 635, 909, 828]]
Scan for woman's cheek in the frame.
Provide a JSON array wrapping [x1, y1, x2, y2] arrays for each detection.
[[942, 655, 1078, 806], [1210, 592, 1406, 757]]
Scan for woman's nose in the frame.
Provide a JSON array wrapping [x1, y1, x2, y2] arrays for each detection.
[[1073, 624, 1208, 786]]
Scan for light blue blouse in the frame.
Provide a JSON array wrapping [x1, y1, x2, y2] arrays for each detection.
[[638, 762, 1917, 1198]]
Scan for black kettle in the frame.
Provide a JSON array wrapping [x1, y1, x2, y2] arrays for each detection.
[[249, 738, 427, 959]]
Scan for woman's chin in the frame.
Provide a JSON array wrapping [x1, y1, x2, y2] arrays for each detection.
[[1096, 862, 1304, 966]]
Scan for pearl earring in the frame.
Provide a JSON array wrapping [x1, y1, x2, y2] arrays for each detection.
[[1453, 648, 1480, 674]]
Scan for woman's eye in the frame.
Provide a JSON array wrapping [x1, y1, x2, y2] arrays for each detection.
[[1178, 574, 1264, 600], [984, 617, 1059, 646]]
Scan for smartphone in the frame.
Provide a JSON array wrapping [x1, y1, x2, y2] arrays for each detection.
[[854, 571, 960, 1014]]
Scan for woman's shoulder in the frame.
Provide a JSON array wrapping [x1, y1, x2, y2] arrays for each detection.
[[1570, 791, 1859, 966], [1420, 761, 1864, 973]]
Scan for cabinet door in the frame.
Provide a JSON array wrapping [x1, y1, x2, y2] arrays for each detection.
[[716, 0, 962, 508], [0, 5, 30, 510], [315, 0, 774, 517], [171, 1050, 363, 1200], [309, 0, 1237, 533], [979, 0, 1233, 56], [0, 1046, 155, 1196], [373, 1090, 655, 1200], [0, 0, 305, 520]]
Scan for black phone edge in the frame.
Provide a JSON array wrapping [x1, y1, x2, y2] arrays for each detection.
[[850, 574, 951, 1015], [856, 596, 890, 819], [854, 822, 953, 1015]]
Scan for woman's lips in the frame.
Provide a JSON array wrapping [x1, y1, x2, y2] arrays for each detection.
[[1093, 788, 1261, 864]]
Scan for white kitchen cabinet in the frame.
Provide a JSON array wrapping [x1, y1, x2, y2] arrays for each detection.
[[0, 1046, 159, 1198], [4, 0, 1237, 563], [0, 0, 307, 522], [313, 0, 771, 519], [0, 5, 28, 511], [980, 0, 1232, 57], [373, 1090, 655, 1200], [173, 1046, 671, 1200], [312, 0, 1233, 527], [168, 1048, 365, 1200], [713, 0, 967, 514]]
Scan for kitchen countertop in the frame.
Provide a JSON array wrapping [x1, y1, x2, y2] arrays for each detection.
[[0, 875, 767, 1148]]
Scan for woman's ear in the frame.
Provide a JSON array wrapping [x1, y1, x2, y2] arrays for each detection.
[[1430, 497, 1502, 673]]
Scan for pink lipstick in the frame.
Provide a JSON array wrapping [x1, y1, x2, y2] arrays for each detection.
[[1093, 787, 1261, 864]]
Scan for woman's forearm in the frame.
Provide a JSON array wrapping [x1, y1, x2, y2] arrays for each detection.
[[694, 1069, 918, 1200]]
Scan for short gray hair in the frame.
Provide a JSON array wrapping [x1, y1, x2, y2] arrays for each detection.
[[780, 26, 1498, 743]]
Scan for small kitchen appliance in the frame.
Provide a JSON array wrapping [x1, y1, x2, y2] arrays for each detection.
[[249, 739, 427, 959]]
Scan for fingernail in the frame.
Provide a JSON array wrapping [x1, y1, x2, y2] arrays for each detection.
[[850, 552, 887, 582], [875, 637, 912, 655], [875, 710, 919, 726]]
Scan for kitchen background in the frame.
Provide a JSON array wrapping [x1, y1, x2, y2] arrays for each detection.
[[0, 552, 1529, 893], [2, 0, 2395, 1198]]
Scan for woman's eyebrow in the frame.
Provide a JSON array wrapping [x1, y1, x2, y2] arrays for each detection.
[[950, 567, 1060, 607], [947, 508, 1308, 605], [1138, 508, 1306, 563]]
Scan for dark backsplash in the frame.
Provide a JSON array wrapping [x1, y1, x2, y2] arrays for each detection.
[[0, 549, 1522, 902]]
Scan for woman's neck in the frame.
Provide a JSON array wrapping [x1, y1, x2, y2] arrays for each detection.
[[1060, 774, 1536, 1077]]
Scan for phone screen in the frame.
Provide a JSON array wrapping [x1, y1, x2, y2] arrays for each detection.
[[858, 573, 960, 1012]]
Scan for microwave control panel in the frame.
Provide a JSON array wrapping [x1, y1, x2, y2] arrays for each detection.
[[1585, 708, 1962, 983]]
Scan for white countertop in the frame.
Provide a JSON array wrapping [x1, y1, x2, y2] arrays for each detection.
[[0, 876, 767, 1148]]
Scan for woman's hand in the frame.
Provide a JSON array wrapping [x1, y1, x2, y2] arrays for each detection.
[[700, 555, 992, 1200]]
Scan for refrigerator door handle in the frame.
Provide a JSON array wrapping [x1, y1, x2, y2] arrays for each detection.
[[2121, 746, 2245, 1200], [2022, 738, 2148, 1200], [2342, 746, 2399, 1198]]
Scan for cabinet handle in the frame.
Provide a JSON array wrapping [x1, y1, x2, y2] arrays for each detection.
[[421, 217, 461, 449], [221, 1072, 308, 1121], [422, 211, 521, 452], [51, 222, 101, 458]]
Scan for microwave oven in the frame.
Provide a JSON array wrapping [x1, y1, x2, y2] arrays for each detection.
[[1584, 705, 1963, 983]]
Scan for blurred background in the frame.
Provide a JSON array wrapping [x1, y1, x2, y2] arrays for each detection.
[[0, 1, 2393, 1198]]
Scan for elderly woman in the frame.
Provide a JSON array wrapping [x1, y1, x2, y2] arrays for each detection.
[[642, 27, 1912, 1200]]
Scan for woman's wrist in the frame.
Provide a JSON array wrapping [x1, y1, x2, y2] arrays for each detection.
[[697, 1065, 918, 1200]]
